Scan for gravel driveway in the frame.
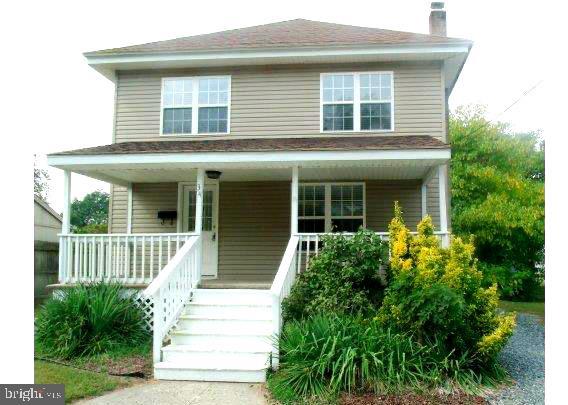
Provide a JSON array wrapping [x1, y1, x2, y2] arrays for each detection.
[[488, 313, 544, 405]]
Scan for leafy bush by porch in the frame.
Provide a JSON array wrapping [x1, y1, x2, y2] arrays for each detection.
[[282, 229, 388, 321], [270, 204, 515, 401], [35, 283, 150, 359], [378, 203, 516, 367]]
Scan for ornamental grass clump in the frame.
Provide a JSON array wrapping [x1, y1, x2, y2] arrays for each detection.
[[282, 229, 389, 321], [269, 315, 498, 402], [35, 283, 150, 359], [378, 202, 516, 368]]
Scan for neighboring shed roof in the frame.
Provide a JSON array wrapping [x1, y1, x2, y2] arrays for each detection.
[[50, 136, 449, 156], [34, 195, 62, 223], [85, 19, 470, 56]]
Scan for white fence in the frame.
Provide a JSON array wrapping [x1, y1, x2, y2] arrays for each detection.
[[58, 233, 197, 285]]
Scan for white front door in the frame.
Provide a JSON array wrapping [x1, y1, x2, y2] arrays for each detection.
[[182, 184, 219, 278]]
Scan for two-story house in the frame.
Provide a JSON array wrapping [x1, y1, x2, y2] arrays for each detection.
[[47, 3, 472, 382]]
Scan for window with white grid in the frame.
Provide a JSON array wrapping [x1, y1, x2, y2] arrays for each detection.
[[298, 183, 365, 233], [320, 72, 393, 132], [161, 76, 230, 135]]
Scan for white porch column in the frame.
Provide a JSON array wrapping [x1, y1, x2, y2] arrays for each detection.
[[195, 168, 205, 234], [126, 183, 133, 234], [438, 165, 449, 245], [291, 166, 299, 235], [421, 183, 428, 219], [62, 170, 72, 234]]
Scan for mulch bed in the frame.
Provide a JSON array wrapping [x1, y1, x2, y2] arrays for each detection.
[[81, 355, 153, 379], [341, 391, 487, 405], [35, 354, 153, 379]]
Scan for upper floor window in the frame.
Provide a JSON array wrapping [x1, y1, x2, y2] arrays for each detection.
[[161, 76, 230, 135], [320, 72, 393, 133]]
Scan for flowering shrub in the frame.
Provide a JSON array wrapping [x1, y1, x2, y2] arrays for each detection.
[[378, 203, 515, 366]]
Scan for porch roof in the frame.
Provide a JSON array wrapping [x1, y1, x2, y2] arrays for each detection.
[[47, 136, 450, 186], [50, 136, 448, 156]]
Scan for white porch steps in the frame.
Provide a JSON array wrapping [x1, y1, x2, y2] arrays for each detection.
[[154, 289, 274, 382]]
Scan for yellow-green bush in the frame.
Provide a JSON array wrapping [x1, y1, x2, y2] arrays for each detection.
[[378, 203, 516, 367]]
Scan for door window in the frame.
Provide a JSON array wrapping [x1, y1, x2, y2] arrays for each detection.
[[186, 190, 214, 231]]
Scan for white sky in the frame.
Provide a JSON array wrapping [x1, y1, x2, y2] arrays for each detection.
[[27, 0, 547, 212]]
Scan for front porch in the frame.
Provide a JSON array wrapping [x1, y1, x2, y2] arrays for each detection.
[[52, 165, 450, 289]]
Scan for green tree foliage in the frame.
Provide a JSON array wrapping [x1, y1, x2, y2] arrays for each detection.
[[450, 106, 544, 299], [71, 191, 109, 232], [74, 223, 108, 234], [34, 157, 50, 201], [282, 229, 388, 321], [378, 203, 515, 367]]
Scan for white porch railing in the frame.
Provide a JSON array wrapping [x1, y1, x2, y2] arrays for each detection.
[[142, 235, 202, 362], [269, 235, 300, 368], [58, 233, 197, 285], [296, 231, 450, 276]]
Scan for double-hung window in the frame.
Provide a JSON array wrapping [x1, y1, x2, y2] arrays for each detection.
[[298, 183, 365, 233], [161, 76, 230, 135], [321, 72, 393, 132]]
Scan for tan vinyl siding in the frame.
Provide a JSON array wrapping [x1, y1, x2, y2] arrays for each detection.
[[114, 61, 444, 142], [109, 183, 179, 234], [109, 185, 127, 233], [426, 174, 441, 229], [365, 180, 425, 231], [218, 182, 290, 282], [131, 183, 178, 233]]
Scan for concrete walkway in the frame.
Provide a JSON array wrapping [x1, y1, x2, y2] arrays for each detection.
[[75, 380, 268, 405]]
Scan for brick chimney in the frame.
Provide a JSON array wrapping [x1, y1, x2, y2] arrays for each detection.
[[429, 2, 447, 36]]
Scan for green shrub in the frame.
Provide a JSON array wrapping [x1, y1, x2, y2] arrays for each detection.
[[282, 229, 388, 321], [74, 223, 108, 234], [270, 314, 502, 401], [35, 283, 150, 359], [378, 203, 516, 367]]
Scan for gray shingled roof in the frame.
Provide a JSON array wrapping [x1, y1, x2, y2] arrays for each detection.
[[50, 136, 449, 156], [85, 19, 470, 56]]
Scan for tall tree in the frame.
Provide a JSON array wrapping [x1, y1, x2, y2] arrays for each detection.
[[450, 106, 544, 299], [71, 191, 110, 230], [34, 157, 50, 201]]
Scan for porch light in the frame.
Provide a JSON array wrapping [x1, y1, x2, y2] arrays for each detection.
[[206, 170, 222, 180]]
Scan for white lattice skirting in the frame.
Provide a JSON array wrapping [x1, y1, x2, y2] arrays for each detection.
[[134, 293, 154, 332]]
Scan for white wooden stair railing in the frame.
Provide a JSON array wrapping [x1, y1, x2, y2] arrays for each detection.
[[269, 235, 300, 368], [142, 235, 202, 362]]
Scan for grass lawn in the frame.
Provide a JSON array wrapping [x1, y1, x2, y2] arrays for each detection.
[[499, 300, 545, 321], [35, 360, 133, 403]]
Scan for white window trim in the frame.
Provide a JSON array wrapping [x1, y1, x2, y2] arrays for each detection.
[[160, 75, 231, 136], [319, 71, 394, 133], [298, 182, 366, 233]]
